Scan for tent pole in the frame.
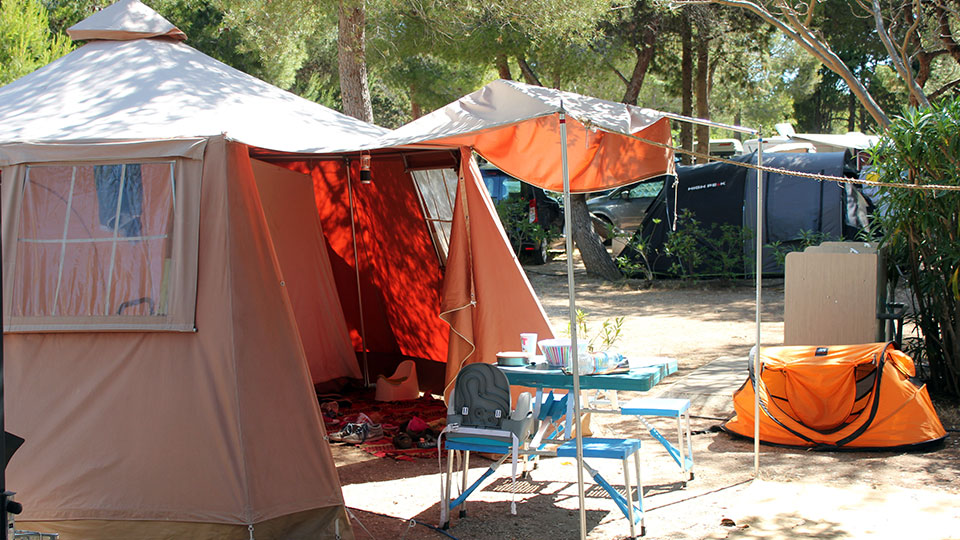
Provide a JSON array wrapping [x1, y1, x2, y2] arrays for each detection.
[[559, 106, 588, 540], [346, 160, 371, 388], [1, 185, 6, 537], [754, 129, 763, 477]]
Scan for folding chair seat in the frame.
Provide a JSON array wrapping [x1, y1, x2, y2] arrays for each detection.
[[440, 363, 534, 529], [556, 438, 645, 538], [620, 397, 694, 484]]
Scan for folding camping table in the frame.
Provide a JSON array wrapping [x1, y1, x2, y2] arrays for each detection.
[[498, 357, 678, 438], [494, 357, 678, 535]]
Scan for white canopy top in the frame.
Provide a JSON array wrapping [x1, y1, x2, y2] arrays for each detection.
[[0, 0, 385, 154], [67, 0, 186, 41], [376, 79, 666, 149]]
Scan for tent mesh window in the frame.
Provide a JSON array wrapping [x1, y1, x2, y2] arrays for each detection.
[[14, 162, 175, 319], [410, 168, 457, 266]]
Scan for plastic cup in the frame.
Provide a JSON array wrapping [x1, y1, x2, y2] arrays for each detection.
[[520, 333, 538, 354]]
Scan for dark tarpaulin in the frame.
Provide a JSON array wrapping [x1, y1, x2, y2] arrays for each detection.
[[623, 151, 870, 276]]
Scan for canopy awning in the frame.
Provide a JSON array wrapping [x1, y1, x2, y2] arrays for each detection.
[[375, 80, 675, 193]]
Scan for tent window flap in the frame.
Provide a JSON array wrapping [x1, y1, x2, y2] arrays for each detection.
[[6, 157, 198, 332], [411, 168, 457, 265]]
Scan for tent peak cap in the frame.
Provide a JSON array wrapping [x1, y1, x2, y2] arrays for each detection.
[[68, 0, 186, 42]]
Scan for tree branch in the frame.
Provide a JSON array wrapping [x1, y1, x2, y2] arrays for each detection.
[[871, 0, 931, 107], [929, 78, 960, 101], [683, 0, 891, 127]]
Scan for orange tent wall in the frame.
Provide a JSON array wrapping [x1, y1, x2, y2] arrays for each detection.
[[285, 159, 450, 376]]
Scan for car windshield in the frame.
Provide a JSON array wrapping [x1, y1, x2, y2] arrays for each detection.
[[482, 175, 522, 202], [628, 180, 664, 198]]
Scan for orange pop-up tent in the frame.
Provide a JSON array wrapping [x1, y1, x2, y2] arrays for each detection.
[[724, 342, 946, 449]]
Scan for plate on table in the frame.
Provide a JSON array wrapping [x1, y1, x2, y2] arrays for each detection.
[[496, 351, 531, 367]]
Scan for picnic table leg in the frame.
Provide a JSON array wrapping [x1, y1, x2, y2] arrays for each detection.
[[441, 448, 454, 528], [460, 451, 470, 517], [623, 455, 636, 539]]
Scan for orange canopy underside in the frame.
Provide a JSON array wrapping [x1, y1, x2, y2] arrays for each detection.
[[424, 115, 675, 193]]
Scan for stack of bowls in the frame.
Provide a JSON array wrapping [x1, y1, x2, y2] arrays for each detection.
[[537, 338, 589, 369]]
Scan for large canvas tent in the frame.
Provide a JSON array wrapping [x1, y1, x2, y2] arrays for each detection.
[[0, 1, 552, 538], [623, 151, 872, 275]]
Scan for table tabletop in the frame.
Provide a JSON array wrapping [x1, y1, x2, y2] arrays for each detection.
[[498, 357, 678, 392]]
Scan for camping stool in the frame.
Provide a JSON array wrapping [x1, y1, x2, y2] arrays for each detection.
[[620, 397, 694, 484], [557, 438, 644, 538]]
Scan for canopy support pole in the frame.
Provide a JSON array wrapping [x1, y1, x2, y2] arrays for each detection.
[[346, 160, 371, 387], [1, 178, 6, 540], [559, 107, 588, 540], [754, 130, 763, 477]]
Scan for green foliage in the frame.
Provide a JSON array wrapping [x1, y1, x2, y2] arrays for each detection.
[[869, 96, 960, 396], [565, 310, 624, 353], [0, 0, 72, 86], [766, 229, 837, 269], [494, 197, 556, 260], [663, 209, 753, 279], [216, 0, 330, 89], [616, 220, 658, 281]]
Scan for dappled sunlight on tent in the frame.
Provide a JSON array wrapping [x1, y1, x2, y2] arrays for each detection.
[[286, 159, 450, 370]]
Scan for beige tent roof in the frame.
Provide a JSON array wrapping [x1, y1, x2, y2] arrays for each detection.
[[0, 0, 385, 153]]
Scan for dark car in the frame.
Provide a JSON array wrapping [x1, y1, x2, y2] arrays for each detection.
[[586, 178, 665, 242], [480, 166, 561, 264]]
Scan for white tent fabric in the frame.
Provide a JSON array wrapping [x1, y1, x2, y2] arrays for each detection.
[[0, 2, 384, 153], [67, 0, 186, 41], [378, 79, 666, 148]]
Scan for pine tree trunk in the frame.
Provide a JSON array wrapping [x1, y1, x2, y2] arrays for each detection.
[[680, 17, 694, 165], [496, 54, 512, 80], [570, 194, 622, 281], [518, 57, 542, 86], [622, 15, 658, 105], [695, 39, 710, 164], [338, 0, 373, 122], [848, 92, 857, 132]]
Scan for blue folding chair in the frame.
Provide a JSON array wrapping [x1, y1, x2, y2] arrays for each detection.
[[440, 363, 534, 529]]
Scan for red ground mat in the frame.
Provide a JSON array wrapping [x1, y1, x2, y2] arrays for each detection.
[[320, 392, 447, 461]]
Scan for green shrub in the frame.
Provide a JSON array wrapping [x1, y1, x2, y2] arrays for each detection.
[[869, 96, 960, 396], [662, 209, 754, 280], [494, 197, 556, 259], [767, 229, 837, 269]]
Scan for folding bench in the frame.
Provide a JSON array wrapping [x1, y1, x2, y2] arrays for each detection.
[[556, 438, 645, 538], [620, 397, 694, 484]]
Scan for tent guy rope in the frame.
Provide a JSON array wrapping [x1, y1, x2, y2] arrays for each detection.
[[613, 129, 960, 192]]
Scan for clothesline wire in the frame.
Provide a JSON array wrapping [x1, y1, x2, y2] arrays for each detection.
[[607, 127, 960, 192]]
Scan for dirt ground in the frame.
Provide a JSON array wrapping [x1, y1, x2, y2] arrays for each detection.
[[332, 256, 960, 540]]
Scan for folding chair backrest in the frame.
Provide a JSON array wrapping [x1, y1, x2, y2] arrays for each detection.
[[451, 363, 512, 430]]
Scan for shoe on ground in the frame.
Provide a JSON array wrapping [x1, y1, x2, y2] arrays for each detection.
[[341, 422, 384, 444], [329, 422, 360, 443]]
